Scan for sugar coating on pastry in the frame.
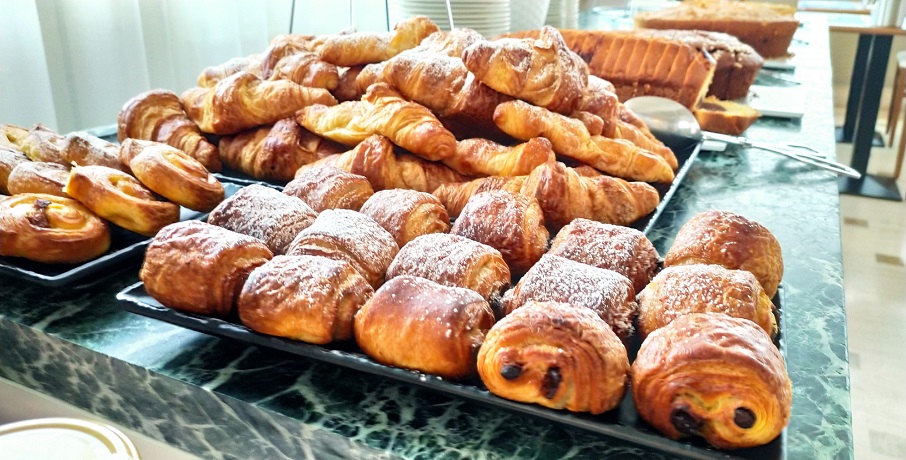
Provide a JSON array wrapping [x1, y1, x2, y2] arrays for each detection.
[[7, 161, 70, 197], [284, 165, 374, 212], [359, 188, 450, 247]]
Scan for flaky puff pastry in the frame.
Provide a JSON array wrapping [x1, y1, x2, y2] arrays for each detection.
[[140, 221, 273, 317], [445, 137, 555, 177], [1, 124, 29, 149], [238, 255, 373, 344], [359, 189, 449, 247], [638, 264, 776, 339], [120, 139, 224, 212], [386, 233, 511, 302], [60, 132, 129, 173], [64, 165, 180, 236], [451, 190, 549, 276], [18, 125, 66, 165], [284, 165, 374, 212], [354, 275, 495, 380], [665, 210, 783, 298], [477, 301, 629, 414], [631, 313, 791, 449], [0, 148, 29, 195], [0, 194, 110, 264], [318, 16, 440, 67], [7, 162, 70, 197]]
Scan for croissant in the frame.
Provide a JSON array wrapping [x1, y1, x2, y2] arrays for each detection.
[[444, 137, 554, 177], [18, 125, 66, 165], [259, 34, 319, 78], [297, 83, 456, 162], [416, 28, 485, 56], [268, 51, 339, 90], [358, 189, 450, 247], [631, 313, 791, 449], [0, 193, 110, 264], [181, 71, 337, 135], [334, 66, 366, 102], [118, 89, 221, 171], [494, 100, 675, 182], [604, 108, 678, 169], [576, 75, 619, 122], [318, 16, 440, 66], [284, 165, 374, 212], [462, 26, 588, 114], [0, 148, 29, 194], [572, 110, 605, 136], [297, 134, 466, 193], [198, 54, 264, 88], [7, 162, 70, 197], [477, 301, 629, 414], [60, 132, 129, 173], [433, 176, 526, 218], [218, 118, 345, 182]]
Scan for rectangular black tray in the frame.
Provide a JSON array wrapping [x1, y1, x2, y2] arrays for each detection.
[[0, 182, 241, 287], [116, 281, 785, 460]]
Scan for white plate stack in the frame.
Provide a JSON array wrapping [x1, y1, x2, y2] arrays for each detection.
[[546, 0, 580, 28], [510, 0, 552, 33], [390, 0, 511, 38]]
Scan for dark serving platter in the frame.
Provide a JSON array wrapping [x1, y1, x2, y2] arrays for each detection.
[[117, 281, 785, 460], [0, 182, 241, 287]]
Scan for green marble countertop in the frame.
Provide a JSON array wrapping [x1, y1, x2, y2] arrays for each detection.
[[0, 12, 851, 460]]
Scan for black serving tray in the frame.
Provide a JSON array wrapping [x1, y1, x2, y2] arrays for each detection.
[[0, 182, 241, 287], [117, 281, 785, 460]]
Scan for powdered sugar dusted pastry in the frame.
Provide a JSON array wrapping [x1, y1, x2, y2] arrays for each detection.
[[284, 165, 374, 212], [0, 148, 29, 195], [7, 162, 70, 197], [358, 188, 450, 247]]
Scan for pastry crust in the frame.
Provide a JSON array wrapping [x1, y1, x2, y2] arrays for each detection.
[[445, 137, 555, 177], [0, 148, 29, 195], [7, 162, 70, 197], [354, 275, 495, 380], [140, 220, 273, 317], [0, 193, 110, 264], [1, 124, 29, 149], [18, 125, 66, 165], [318, 16, 440, 66], [477, 301, 629, 414], [283, 165, 374, 212], [238, 255, 373, 344], [60, 132, 129, 172], [631, 313, 791, 449], [358, 189, 450, 247], [693, 96, 760, 136]]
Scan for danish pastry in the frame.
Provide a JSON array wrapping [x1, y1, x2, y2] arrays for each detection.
[[60, 132, 128, 172], [283, 165, 374, 212], [7, 162, 70, 197], [1, 124, 29, 149], [358, 189, 450, 247], [1, 149, 32, 195], [18, 124, 66, 165]]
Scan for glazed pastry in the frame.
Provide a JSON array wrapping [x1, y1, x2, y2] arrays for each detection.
[[444, 137, 555, 177], [18, 124, 66, 165], [60, 132, 129, 172], [385, 233, 510, 302], [638, 264, 777, 338], [64, 165, 180, 236], [664, 210, 783, 297], [283, 165, 374, 212], [477, 301, 629, 414], [207, 183, 317, 255], [1, 148, 31, 195], [119, 139, 224, 212], [354, 275, 495, 380], [631, 313, 791, 449], [451, 190, 549, 276], [140, 220, 273, 317], [6, 162, 70, 197], [287, 209, 399, 288], [548, 218, 659, 293], [118, 89, 222, 171], [318, 16, 440, 66], [238, 255, 373, 344], [358, 189, 450, 247], [0, 193, 110, 264]]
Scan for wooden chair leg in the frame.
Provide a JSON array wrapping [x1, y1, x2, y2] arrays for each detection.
[[888, 67, 906, 146]]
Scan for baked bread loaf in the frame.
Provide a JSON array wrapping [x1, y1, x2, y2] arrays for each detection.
[[632, 313, 791, 449], [207, 183, 317, 255], [18, 125, 66, 165], [358, 189, 450, 247], [451, 190, 549, 276], [354, 275, 494, 380], [638, 264, 777, 338], [665, 210, 783, 297], [0, 148, 29, 195], [318, 16, 440, 66], [385, 233, 511, 302], [694, 96, 760, 136], [140, 220, 273, 317], [283, 165, 374, 212], [287, 209, 399, 288], [60, 132, 128, 173], [238, 255, 373, 344], [477, 301, 629, 414], [7, 162, 70, 197], [0, 193, 110, 264]]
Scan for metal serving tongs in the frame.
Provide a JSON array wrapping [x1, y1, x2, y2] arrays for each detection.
[[701, 131, 861, 178]]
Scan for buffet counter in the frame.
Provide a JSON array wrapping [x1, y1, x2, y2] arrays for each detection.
[[0, 13, 852, 460]]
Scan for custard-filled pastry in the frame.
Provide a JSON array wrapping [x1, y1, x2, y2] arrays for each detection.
[[238, 255, 373, 344], [664, 210, 783, 298], [318, 16, 440, 66], [0, 193, 110, 264], [354, 275, 495, 380], [140, 220, 273, 317], [207, 184, 317, 255], [287, 209, 399, 288], [1, 148, 31, 195], [548, 218, 659, 293], [60, 132, 129, 172], [18, 124, 66, 165], [500, 254, 638, 342], [64, 165, 180, 236], [7, 162, 70, 197], [638, 264, 776, 339], [450, 190, 548, 276], [283, 165, 374, 212], [477, 301, 629, 414], [358, 189, 450, 247], [631, 313, 791, 449]]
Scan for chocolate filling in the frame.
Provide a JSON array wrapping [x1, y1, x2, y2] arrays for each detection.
[[500, 363, 522, 380], [670, 407, 703, 436], [734, 407, 756, 429], [541, 367, 561, 399], [26, 199, 52, 228]]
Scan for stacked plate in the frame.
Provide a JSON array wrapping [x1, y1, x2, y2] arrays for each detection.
[[511, 0, 552, 32], [390, 0, 511, 38], [546, 0, 580, 28]]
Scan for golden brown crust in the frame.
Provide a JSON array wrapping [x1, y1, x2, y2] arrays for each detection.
[[140, 220, 273, 317], [60, 132, 129, 172], [694, 96, 760, 136], [333, 66, 365, 102], [358, 189, 450, 247], [64, 165, 180, 236], [198, 54, 264, 88], [0, 193, 110, 264], [7, 162, 70, 197], [446, 137, 555, 177], [477, 301, 629, 414], [283, 165, 374, 212], [631, 313, 791, 449], [576, 75, 619, 121], [238, 255, 373, 344], [207, 184, 316, 255], [665, 210, 783, 298], [354, 275, 495, 380], [0, 148, 29, 195], [19, 125, 67, 165], [450, 190, 549, 276], [638, 264, 777, 339], [268, 51, 339, 90], [318, 16, 440, 66], [433, 176, 526, 218], [1, 124, 29, 149]]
